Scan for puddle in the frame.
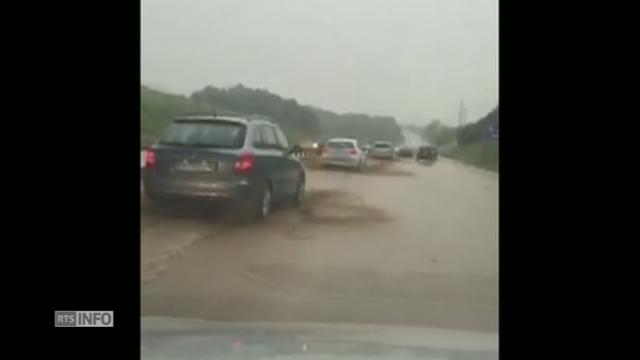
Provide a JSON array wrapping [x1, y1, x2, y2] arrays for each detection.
[[362, 161, 414, 176], [303, 157, 413, 177], [300, 189, 390, 225]]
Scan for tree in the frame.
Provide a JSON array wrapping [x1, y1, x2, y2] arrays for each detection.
[[456, 106, 499, 145], [422, 119, 456, 147], [190, 85, 320, 139], [142, 83, 405, 147], [309, 107, 405, 145]]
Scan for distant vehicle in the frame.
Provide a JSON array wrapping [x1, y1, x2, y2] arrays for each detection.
[[416, 145, 438, 163], [142, 115, 306, 221], [396, 146, 414, 158], [320, 138, 367, 171], [370, 141, 395, 160], [314, 142, 326, 156]]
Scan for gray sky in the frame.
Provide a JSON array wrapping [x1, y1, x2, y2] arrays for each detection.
[[142, 0, 498, 125]]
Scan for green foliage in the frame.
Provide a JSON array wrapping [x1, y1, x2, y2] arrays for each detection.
[[422, 119, 456, 147], [423, 105, 499, 171], [190, 84, 319, 140], [457, 106, 499, 145], [309, 107, 405, 145], [141, 86, 239, 138], [142, 84, 405, 148], [442, 141, 499, 172]]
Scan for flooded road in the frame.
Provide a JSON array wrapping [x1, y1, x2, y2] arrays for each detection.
[[142, 158, 498, 332]]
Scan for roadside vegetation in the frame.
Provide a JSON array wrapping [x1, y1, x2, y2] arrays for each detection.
[[422, 106, 499, 171], [421, 120, 457, 148], [141, 86, 239, 148], [310, 107, 405, 145], [141, 84, 404, 148], [442, 141, 499, 171]]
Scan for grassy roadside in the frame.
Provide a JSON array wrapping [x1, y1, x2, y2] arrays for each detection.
[[441, 141, 499, 172]]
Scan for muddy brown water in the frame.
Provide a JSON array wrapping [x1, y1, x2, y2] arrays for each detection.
[[300, 189, 391, 224], [303, 157, 414, 177], [142, 158, 498, 332]]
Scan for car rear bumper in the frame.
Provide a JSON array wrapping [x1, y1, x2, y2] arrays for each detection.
[[370, 152, 393, 159], [416, 153, 438, 160], [143, 172, 253, 201], [320, 157, 360, 168]]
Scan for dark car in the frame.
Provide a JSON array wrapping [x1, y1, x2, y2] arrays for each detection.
[[416, 145, 438, 162], [396, 146, 415, 158], [142, 115, 305, 220]]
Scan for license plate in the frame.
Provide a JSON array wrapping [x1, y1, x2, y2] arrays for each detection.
[[175, 160, 215, 172]]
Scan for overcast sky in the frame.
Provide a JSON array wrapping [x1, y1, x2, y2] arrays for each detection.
[[142, 0, 498, 125]]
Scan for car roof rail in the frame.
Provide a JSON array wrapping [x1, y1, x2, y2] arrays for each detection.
[[246, 114, 274, 122], [180, 111, 217, 117]]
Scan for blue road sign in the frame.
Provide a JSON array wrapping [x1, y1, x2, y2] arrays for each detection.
[[487, 125, 498, 140]]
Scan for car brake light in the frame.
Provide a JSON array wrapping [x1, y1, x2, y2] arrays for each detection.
[[234, 153, 255, 173], [145, 149, 156, 168], [349, 148, 357, 157]]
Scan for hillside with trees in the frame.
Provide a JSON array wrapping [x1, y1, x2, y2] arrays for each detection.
[[420, 105, 499, 171], [422, 120, 457, 148], [141, 86, 240, 146], [141, 84, 404, 147], [309, 107, 405, 145], [190, 84, 320, 143], [456, 106, 499, 145]]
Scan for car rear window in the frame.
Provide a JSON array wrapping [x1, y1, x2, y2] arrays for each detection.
[[374, 142, 391, 148], [160, 120, 246, 148], [327, 141, 355, 149]]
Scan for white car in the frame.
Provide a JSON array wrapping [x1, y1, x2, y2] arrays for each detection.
[[320, 138, 367, 171], [370, 141, 395, 159]]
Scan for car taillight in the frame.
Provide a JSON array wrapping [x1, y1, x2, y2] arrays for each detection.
[[145, 149, 156, 168], [234, 153, 255, 174], [349, 148, 357, 157], [321, 148, 329, 157]]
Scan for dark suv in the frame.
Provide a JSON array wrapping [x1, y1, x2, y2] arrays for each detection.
[[142, 115, 305, 220], [416, 145, 438, 162]]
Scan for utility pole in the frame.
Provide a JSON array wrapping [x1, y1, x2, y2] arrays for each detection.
[[458, 99, 466, 127], [462, 105, 467, 126]]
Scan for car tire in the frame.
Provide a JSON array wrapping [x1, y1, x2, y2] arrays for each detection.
[[255, 182, 272, 220], [292, 177, 305, 207], [231, 182, 272, 223]]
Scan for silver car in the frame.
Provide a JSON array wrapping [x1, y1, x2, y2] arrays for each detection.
[[320, 138, 367, 171], [370, 141, 395, 159]]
